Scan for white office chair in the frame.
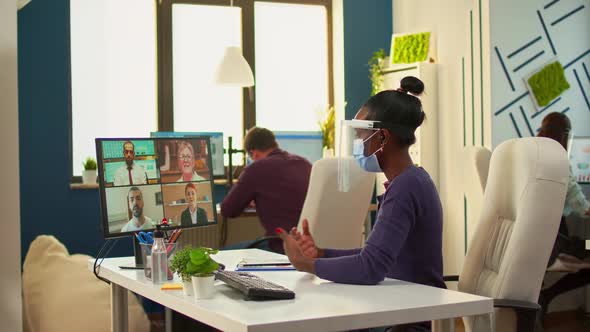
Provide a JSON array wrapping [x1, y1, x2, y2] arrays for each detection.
[[298, 157, 375, 249], [456, 137, 569, 332], [248, 157, 375, 250], [463, 146, 492, 246]]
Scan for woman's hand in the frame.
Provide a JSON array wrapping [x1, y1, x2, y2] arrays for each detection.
[[276, 228, 316, 274], [289, 219, 323, 259]]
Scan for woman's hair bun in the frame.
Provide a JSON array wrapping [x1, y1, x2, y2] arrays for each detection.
[[400, 76, 424, 96]]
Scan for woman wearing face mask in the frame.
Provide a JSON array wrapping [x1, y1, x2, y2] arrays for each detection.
[[277, 76, 444, 332]]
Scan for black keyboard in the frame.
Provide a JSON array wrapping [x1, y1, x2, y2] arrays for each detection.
[[215, 270, 295, 300]]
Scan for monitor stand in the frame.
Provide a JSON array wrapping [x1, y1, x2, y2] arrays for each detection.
[[118, 236, 145, 270]]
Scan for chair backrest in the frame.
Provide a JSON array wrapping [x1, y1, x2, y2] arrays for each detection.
[[459, 137, 568, 332], [463, 146, 492, 246], [298, 157, 375, 249]]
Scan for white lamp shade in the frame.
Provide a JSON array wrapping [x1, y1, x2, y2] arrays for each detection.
[[215, 46, 255, 87]]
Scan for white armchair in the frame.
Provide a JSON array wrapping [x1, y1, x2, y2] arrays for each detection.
[[457, 137, 569, 332]]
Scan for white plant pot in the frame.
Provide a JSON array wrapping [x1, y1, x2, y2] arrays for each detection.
[[82, 170, 97, 184], [182, 280, 193, 296], [192, 275, 215, 299]]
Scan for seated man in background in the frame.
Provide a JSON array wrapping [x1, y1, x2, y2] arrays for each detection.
[[114, 141, 148, 186], [221, 127, 312, 253], [537, 112, 590, 319], [121, 186, 156, 232]]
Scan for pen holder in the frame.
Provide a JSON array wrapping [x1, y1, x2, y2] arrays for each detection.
[[139, 243, 177, 282]]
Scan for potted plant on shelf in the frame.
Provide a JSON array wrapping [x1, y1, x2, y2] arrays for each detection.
[[169, 246, 194, 296], [187, 247, 219, 299], [318, 105, 336, 158], [82, 157, 98, 184], [368, 48, 386, 96]]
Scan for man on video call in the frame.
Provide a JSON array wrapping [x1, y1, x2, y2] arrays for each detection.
[[221, 127, 312, 253], [113, 141, 148, 186], [121, 186, 155, 232]]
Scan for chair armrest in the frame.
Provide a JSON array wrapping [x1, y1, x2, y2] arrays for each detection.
[[493, 298, 540, 311], [246, 236, 280, 249], [443, 275, 459, 282], [493, 298, 540, 332]]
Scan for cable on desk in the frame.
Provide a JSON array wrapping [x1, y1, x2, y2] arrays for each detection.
[[93, 238, 118, 284]]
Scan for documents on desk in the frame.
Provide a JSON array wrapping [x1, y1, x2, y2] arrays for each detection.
[[235, 257, 294, 271]]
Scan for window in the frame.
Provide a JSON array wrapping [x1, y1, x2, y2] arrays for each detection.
[[254, 2, 329, 131], [70, 0, 157, 176], [70, 0, 332, 177]]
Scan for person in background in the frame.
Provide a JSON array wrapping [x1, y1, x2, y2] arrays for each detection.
[[180, 183, 208, 226], [176, 140, 206, 182], [277, 77, 445, 332], [113, 141, 148, 186], [221, 127, 312, 253], [536, 112, 590, 319], [121, 186, 155, 232]]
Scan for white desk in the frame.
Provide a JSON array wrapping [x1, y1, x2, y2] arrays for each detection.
[[90, 249, 492, 332]]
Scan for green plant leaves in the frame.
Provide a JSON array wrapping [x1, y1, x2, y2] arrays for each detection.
[[527, 61, 570, 107], [369, 49, 386, 96], [392, 32, 430, 64], [185, 247, 219, 277], [82, 157, 97, 170]]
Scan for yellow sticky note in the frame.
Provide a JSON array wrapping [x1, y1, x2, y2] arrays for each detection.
[[161, 283, 183, 290]]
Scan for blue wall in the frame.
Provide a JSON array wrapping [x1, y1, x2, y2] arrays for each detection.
[[17, 0, 134, 258], [18, 0, 392, 258], [343, 0, 393, 119]]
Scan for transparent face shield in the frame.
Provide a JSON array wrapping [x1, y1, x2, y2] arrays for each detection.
[[337, 120, 384, 192]]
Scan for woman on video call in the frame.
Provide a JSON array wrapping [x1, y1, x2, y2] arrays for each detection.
[[177, 140, 206, 182], [180, 183, 208, 226]]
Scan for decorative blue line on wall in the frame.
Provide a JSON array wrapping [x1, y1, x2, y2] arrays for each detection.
[[537, 10, 557, 55], [573, 69, 590, 111], [513, 50, 545, 72], [507, 36, 542, 59], [509, 113, 523, 137], [583, 63, 590, 82], [519, 106, 534, 136], [544, 0, 560, 10], [495, 46, 515, 91], [531, 97, 562, 118], [561, 107, 570, 114], [551, 5, 585, 26], [494, 91, 530, 116], [564, 49, 590, 69]]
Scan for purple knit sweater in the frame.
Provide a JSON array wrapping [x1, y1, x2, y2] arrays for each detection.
[[315, 165, 445, 289]]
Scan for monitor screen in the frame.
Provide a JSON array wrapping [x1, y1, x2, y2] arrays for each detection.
[[96, 137, 218, 238], [274, 131, 323, 164], [151, 132, 224, 177], [570, 136, 590, 183]]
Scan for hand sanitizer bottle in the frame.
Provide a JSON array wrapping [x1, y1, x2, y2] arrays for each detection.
[[151, 225, 168, 283]]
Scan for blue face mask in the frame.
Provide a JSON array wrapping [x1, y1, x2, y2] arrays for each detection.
[[352, 134, 383, 173]]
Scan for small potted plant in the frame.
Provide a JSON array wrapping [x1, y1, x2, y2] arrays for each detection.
[[187, 247, 219, 299], [82, 157, 98, 184], [169, 246, 194, 296]]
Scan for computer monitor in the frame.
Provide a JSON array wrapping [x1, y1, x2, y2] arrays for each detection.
[[96, 137, 218, 239], [151, 132, 224, 177], [274, 131, 323, 164], [569, 136, 590, 183]]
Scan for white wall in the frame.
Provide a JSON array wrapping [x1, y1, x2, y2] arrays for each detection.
[[0, 0, 23, 331], [490, 0, 590, 146], [393, 0, 489, 277]]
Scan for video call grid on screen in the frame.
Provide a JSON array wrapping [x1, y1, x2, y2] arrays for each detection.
[[96, 137, 218, 238]]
